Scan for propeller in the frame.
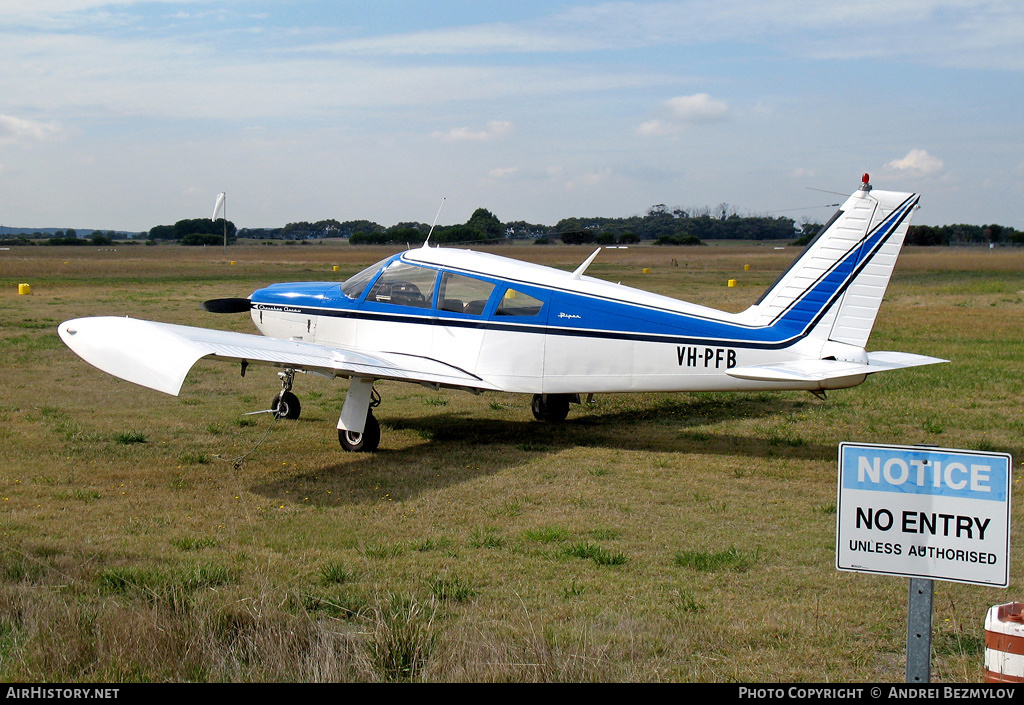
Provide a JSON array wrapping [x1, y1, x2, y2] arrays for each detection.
[[202, 297, 251, 314]]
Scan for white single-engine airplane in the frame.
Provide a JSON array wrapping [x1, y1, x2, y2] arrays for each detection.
[[60, 176, 945, 452]]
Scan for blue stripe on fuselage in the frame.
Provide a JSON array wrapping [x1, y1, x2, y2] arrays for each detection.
[[248, 196, 914, 351]]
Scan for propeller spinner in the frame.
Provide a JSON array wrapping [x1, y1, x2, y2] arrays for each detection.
[[201, 297, 251, 314]]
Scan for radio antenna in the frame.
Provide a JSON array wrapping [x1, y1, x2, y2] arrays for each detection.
[[423, 197, 446, 248]]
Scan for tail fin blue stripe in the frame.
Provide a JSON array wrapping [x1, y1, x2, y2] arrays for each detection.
[[771, 195, 917, 332]]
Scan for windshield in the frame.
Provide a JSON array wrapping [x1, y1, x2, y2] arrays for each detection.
[[340, 257, 391, 300], [366, 261, 438, 308]]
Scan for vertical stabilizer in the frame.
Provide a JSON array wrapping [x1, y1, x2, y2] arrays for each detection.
[[741, 177, 919, 348]]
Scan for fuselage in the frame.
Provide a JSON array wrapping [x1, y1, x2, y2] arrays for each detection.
[[56, 180, 931, 455], [247, 247, 848, 395]]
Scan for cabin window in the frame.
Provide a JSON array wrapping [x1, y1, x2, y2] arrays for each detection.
[[366, 261, 438, 308], [341, 257, 391, 300], [436, 272, 495, 315], [495, 288, 544, 317]]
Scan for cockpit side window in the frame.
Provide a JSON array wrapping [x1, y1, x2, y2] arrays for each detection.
[[340, 257, 391, 300], [436, 272, 496, 315], [495, 288, 544, 317], [366, 261, 438, 308]]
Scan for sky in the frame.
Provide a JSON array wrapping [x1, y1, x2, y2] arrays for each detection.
[[1, 0, 1022, 232]]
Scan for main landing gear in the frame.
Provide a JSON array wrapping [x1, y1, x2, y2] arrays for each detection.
[[336, 379, 382, 453], [530, 394, 573, 423], [338, 411, 381, 453], [268, 375, 579, 454], [264, 371, 383, 453]]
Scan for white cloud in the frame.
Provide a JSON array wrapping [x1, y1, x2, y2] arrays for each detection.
[[310, 24, 576, 57], [637, 93, 729, 137], [788, 167, 818, 179], [487, 166, 519, 179], [4, 1, 1022, 73], [295, 1, 1024, 71], [666, 93, 729, 123], [886, 149, 945, 176], [636, 119, 670, 137], [563, 168, 611, 191], [432, 120, 513, 143], [0, 114, 63, 144]]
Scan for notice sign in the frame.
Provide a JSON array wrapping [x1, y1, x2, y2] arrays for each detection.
[[836, 443, 1012, 587]]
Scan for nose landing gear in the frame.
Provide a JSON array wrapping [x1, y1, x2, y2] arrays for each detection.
[[271, 369, 301, 420]]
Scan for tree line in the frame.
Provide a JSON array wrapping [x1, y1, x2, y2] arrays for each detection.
[[0, 229, 123, 247], [147, 218, 237, 246], [238, 206, 800, 247], [241, 206, 1022, 248], [905, 223, 1023, 246], [1, 220, 239, 247], [3, 207, 1020, 249]]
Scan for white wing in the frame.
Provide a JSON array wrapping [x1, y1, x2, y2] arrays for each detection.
[[59, 316, 497, 395]]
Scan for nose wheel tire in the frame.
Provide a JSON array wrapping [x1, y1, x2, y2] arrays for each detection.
[[272, 391, 301, 420], [338, 412, 381, 453]]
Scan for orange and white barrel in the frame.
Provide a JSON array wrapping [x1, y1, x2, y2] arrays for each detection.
[[985, 602, 1024, 682]]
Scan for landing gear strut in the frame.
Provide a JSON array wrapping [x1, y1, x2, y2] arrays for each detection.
[[337, 382, 382, 453]]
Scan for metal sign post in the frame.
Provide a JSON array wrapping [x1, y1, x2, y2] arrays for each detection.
[[906, 578, 934, 683]]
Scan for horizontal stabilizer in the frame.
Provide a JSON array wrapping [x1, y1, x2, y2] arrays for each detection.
[[863, 351, 948, 371], [59, 316, 499, 396], [727, 351, 946, 384]]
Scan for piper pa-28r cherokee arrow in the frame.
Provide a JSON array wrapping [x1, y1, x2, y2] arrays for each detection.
[[60, 176, 945, 452]]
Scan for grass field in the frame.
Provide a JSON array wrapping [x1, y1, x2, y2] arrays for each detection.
[[0, 241, 1022, 682]]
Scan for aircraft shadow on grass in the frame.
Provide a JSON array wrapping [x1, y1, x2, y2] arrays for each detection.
[[251, 393, 838, 507]]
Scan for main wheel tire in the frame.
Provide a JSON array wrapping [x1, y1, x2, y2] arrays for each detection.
[[531, 394, 570, 423], [272, 391, 301, 420], [338, 412, 381, 453]]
